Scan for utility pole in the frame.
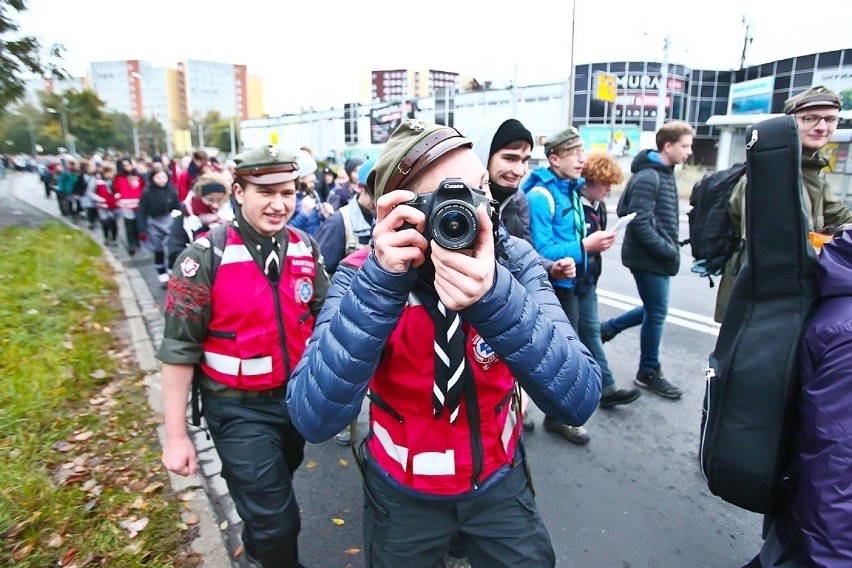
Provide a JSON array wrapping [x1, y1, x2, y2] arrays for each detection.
[[566, 0, 577, 125], [740, 16, 754, 70], [655, 36, 670, 132]]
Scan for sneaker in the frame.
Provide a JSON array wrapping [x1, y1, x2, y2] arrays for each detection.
[[334, 428, 352, 446], [600, 323, 616, 343], [157, 272, 170, 289], [543, 417, 590, 445], [522, 410, 535, 432], [599, 387, 642, 409], [634, 368, 683, 400]]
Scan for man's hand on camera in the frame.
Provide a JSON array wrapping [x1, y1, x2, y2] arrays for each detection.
[[431, 205, 496, 311], [373, 190, 429, 273], [550, 257, 576, 279]]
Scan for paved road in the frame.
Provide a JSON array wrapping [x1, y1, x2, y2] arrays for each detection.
[[7, 172, 762, 568]]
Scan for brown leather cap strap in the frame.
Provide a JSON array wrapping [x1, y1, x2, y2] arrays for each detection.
[[234, 164, 298, 177], [385, 128, 470, 193]]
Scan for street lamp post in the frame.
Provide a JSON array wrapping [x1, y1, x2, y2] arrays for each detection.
[[46, 107, 76, 156]]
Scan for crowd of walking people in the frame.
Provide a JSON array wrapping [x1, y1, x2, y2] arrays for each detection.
[[28, 84, 851, 568]]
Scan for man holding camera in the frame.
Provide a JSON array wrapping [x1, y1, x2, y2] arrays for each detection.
[[287, 120, 601, 567]]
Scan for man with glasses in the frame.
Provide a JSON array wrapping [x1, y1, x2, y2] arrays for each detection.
[[522, 127, 603, 443], [715, 85, 851, 323]]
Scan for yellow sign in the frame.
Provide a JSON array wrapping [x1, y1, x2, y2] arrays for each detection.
[[595, 73, 617, 103]]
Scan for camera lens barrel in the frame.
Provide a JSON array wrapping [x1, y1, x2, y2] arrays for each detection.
[[431, 201, 479, 250]]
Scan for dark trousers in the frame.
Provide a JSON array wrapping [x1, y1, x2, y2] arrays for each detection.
[[202, 392, 306, 568], [123, 216, 139, 254], [360, 446, 555, 568]]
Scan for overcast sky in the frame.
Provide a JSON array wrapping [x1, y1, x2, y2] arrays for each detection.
[[17, 0, 852, 116]]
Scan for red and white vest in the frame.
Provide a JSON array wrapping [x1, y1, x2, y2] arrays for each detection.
[[366, 291, 521, 496], [201, 227, 316, 390]]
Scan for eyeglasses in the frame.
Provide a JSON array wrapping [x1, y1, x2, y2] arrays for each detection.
[[557, 146, 586, 158], [797, 114, 839, 127]]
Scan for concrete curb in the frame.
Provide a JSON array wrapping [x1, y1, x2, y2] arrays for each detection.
[[8, 174, 232, 568]]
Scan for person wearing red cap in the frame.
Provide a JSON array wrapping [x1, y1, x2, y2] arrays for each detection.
[[157, 145, 329, 568]]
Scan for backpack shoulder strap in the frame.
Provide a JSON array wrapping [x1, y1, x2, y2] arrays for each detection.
[[528, 186, 556, 218], [207, 223, 229, 280]]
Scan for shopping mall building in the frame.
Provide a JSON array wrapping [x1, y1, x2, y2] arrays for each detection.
[[240, 48, 851, 201]]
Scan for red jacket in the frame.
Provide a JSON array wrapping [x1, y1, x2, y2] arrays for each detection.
[[95, 180, 118, 210], [201, 227, 316, 389], [177, 170, 191, 202], [360, 251, 521, 495], [113, 174, 142, 211]]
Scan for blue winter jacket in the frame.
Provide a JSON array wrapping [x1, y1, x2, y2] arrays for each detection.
[[286, 228, 602, 444], [521, 167, 586, 289]]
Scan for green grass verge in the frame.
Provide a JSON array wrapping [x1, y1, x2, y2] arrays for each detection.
[[0, 222, 199, 567]]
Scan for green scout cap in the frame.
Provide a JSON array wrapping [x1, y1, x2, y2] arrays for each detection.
[[233, 145, 300, 185], [367, 119, 472, 200], [544, 126, 582, 155], [783, 85, 842, 115]]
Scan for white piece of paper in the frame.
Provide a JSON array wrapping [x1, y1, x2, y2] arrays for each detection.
[[610, 212, 637, 233]]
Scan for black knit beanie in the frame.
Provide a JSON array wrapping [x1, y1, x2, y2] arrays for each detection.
[[489, 119, 533, 158]]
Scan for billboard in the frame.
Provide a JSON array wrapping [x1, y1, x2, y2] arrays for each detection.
[[369, 102, 404, 145], [729, 77, 774, 115], [814, 66, 852, 111], [579, 125, 641, 158]]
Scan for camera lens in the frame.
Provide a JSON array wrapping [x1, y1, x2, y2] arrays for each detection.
[[439, 211, 469, 240], [431, 203, 478, 250]]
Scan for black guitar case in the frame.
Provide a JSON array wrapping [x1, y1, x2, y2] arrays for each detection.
[[699, 115, 819, 514]]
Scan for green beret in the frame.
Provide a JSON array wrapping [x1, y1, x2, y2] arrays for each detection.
[[367, 119, 472, 200], [544, 126, 582, 155], [783, 85, 842, 115], [233, 145, 299, 185]]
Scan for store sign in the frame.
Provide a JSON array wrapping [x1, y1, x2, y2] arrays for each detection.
[[728, 77, 775, 115], [814, 66, 852, 110]]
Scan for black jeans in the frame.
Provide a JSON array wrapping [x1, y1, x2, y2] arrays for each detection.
[[202, 392, 306, 568], [359, 445, 555, 568]]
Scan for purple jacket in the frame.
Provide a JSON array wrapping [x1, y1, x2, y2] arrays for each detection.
[[791, 229, 852, 566]]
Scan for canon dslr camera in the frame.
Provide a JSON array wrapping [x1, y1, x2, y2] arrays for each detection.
[[402, 178, 493, 250]]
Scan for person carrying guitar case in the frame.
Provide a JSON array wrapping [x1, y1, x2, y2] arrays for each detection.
[[698, 115, 820, 564]]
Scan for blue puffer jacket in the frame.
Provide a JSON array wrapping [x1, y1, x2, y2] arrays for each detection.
[[286, 229, 602, 443], [521, 167, 586, 289]]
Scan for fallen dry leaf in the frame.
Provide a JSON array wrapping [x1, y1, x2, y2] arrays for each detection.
[[306, 459, 317, 469], [72, 431, 94, 442], [331, 518, 345, 526], [234, 542, 244, 558], [142, 481, 164, 494], [60, 548, 78, 565], [12, 542, 35, 561], [119, 516, 149, 538], [344, 547, 362, 555], [219, 520, 229, 530], [184, 513, 200, 525], [52, 441, 75, 453], [46, 533, 64, 548], [339, 458, 349, 467]]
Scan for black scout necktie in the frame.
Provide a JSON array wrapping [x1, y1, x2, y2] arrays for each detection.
[[433, 299, 467, 423], [260, 236, 280, 281]]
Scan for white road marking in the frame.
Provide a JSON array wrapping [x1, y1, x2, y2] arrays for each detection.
[[597, 289, 720, 337]]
